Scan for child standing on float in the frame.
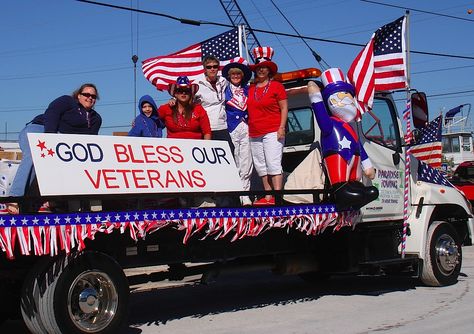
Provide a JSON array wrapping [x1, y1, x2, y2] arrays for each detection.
[[128, 95, 164, 138]]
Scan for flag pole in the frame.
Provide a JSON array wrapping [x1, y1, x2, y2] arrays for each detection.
[[401, 10, 411, 259], [405, 11, 410, 90], [241, 24, 250, 60]]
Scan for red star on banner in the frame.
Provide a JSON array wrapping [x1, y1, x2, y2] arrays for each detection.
[[47, 148, 55, 157], [41, 153, 46, 158], [37, 140, 47, 151]]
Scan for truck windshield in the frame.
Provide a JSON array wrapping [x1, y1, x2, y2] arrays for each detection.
[[360, 98, 399, 150]]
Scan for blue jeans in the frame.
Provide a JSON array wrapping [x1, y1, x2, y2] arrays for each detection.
[[9, 123, 45, 196]]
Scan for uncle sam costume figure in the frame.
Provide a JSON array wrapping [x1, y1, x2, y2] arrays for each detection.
[[307, 68, 378, 210]]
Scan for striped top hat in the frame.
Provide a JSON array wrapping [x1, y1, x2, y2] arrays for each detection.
[[168, 76, 199, 96], [249, 46, 278, 74], [320, 68, 355, 103], [222, 57, 252, 85]]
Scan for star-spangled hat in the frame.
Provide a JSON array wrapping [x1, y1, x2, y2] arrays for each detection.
[[222, 57, 252, 85], [168, 76, 199, 96], [320, 68, 355, 103], [249, 46, 278, 75]]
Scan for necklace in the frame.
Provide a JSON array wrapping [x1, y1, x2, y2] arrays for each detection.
[[253, 79, 271, 101], [176, 108, 188, 128]]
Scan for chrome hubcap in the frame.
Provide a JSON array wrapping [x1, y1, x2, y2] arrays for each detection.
[[68, 271, 118, 332], [78, 287, 99, 314], [435, 233, 459, 275]]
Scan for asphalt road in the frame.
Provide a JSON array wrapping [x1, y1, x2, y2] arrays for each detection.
[[3, 247, 474, 333], [127, 247, 474, 334]]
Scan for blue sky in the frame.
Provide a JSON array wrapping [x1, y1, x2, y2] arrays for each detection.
[[1, 0, 474, 140]]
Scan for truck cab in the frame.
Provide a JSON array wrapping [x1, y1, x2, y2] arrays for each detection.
[[279, 68, 474, 284]]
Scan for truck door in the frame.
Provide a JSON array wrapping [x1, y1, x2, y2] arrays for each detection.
[[357, 96, 404, 221]]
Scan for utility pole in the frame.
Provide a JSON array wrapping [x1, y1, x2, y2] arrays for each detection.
[[132, 55, 138, 118], [219, 0, 260, 62]]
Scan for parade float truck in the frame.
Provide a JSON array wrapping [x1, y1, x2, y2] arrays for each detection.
[[0, 68, 473, 334]]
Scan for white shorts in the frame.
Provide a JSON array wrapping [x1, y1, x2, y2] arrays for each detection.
[[250, 131, 284, 176]]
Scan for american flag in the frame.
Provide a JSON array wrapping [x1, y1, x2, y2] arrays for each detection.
[[142, 28, 240, 91], [347, 16, 407, 114], [410, 115, 442, 168], [417, 160, 453, 187]]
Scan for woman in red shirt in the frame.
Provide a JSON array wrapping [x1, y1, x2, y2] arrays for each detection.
[[248, 47, 288, 206], [158, 76, 211, 140]]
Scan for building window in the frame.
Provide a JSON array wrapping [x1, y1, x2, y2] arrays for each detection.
[[452, 137, 460, 152], [442, 137, 461, 153], [462, 136, 471, 151], [442, 137, 451, 152]]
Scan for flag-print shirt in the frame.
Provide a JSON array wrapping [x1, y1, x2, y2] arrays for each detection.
[[224, 84, 249, 133]]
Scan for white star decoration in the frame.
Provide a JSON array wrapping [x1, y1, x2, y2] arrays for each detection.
[[339, 136, 352, 150]]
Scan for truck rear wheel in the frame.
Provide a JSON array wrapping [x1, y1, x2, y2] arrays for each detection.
[[421, 221, 462, 286], [38, 251, 129, 334], [20, 256, 56, 334]]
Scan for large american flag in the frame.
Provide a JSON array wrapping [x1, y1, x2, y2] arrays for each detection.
[[417, 160, 453, 187], [410, 115, 443, 169], [347, 16, 407, 114], [142, 28, 240, 91]]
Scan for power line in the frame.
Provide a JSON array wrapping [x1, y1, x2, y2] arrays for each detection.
[[249, 0, 299, 68], [269, 0, 330, 69], [427, 89, 474, 99], [360, 0, 474, 22], [413, 64, 474, 75], [0, 66, 130, 81], [76, 0, 474, 61]]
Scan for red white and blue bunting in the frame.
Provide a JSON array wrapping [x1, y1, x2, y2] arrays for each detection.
[[0, 203, 359, 259]]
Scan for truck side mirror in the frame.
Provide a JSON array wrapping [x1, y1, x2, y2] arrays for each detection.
[[411, 92, 429, 129]]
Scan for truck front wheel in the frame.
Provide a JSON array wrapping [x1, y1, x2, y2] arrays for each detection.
[[421, 221, 462, 286], [39, 251, 129, 334]]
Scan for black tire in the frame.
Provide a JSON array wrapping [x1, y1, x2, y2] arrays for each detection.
[[20, 256, 57, 334], [421, 221, 462, 287], [38, 251, 129, 334]]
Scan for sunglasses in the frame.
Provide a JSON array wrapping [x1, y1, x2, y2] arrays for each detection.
[[205, 65, 219, 69], [175, 88, 191, 94], [80, 92, 97, 99]]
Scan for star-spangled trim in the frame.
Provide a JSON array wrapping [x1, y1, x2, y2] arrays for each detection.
[[0, 204, 340, 228]]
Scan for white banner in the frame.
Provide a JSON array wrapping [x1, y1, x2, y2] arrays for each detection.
[[28, 133, 243, 196]]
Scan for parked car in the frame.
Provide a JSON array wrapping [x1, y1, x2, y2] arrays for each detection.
[[451, 161, 474, 204]]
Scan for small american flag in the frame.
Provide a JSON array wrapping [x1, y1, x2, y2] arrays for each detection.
[[347, 16, 407, 114], [142, 28, 240, 91], [417, 160, 453, 187], [410, 115, 442, 169]]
